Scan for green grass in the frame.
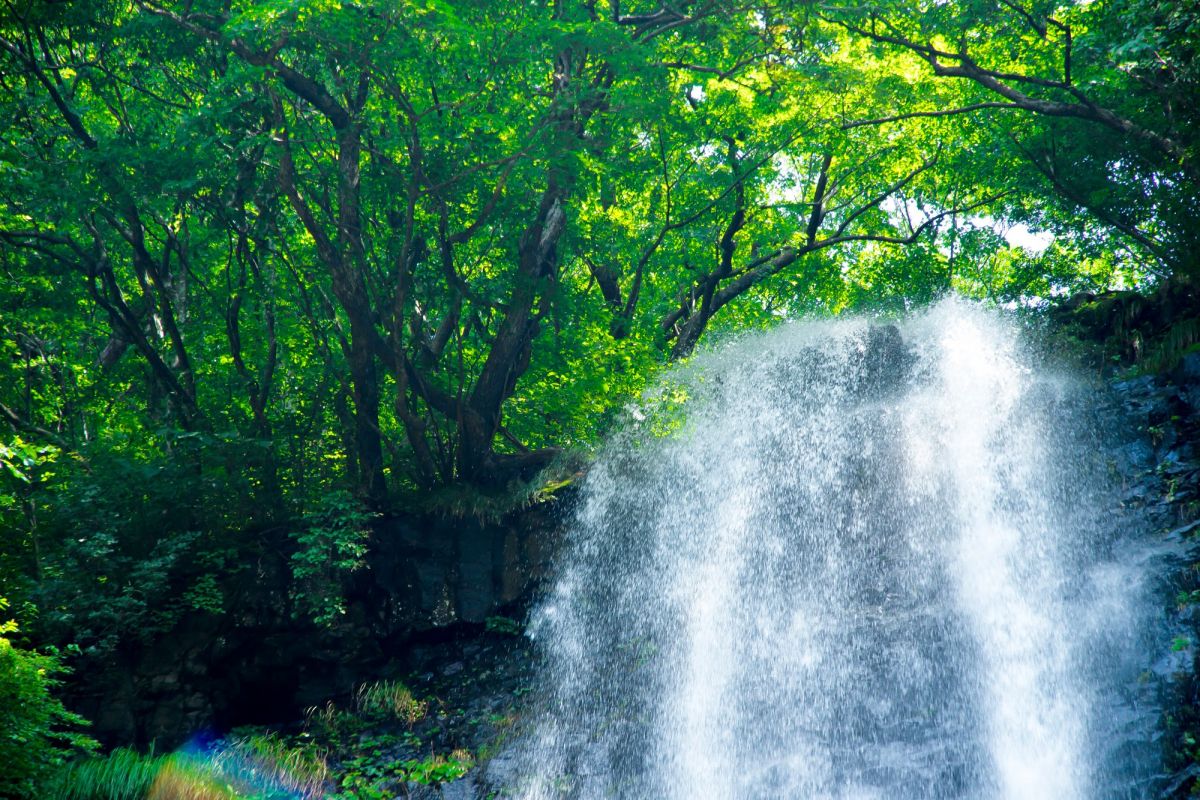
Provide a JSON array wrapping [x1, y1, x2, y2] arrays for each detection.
[[354, 679, 428, 725], [45, 748, 171, 800], [44, 734, 329, 800]]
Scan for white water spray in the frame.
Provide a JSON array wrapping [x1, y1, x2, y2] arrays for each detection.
[[514, 300, 1162, 799]]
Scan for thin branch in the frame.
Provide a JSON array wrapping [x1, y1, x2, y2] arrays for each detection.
[[829, 12, 1187, 164], [842, 102, 1021, 129], [0, 401, 72, 451]]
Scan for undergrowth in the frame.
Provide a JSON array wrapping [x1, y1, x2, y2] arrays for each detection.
[[44, 674, 505, 800], [45, 733, 329, 800]]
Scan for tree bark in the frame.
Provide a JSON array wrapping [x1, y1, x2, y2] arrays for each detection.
[[458, 185, 566, 481]]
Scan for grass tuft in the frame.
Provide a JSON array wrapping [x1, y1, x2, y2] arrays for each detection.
[[355, 679, 428, 725], [45, 748, 166, 800]]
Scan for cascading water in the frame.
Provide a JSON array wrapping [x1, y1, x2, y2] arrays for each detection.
[[510, 300, 1168, 799]]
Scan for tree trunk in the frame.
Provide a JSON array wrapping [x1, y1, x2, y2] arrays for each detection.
[[458, 184, 566, 482]]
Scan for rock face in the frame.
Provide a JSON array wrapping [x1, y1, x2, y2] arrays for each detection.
[[1053, 276, 1198, 366], [1100, 352, 1200, 798], [367, 506, 562, 633], [69, 499, 568, 747]]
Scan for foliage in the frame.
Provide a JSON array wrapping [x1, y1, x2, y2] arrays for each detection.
[[299, 682, 483, 798], [6, 0, 1167, 508], [41, 675, 501, 799], [485, 615, 523, 636], [0, 597, 97, 799], [302, 701, 365, 752], [288, 490, 376, 627], [331, 751, 475, 799], [819, 0, 1200, 279], [22, 438, 278, 658], [209, 732, 330, 799], [400, 751, 475, 786], [46, 748, 169, 800], [1, 0, 1188, 514]]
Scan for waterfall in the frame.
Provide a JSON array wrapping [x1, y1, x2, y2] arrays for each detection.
[[512, 300, 1164, 799]]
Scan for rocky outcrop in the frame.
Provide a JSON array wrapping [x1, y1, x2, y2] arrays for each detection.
[[1054, 275, 1199, 369]]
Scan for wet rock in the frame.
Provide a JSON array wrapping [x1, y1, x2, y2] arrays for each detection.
[[1167, 520, 1200, 541], [439, 776, 481, 799], [369, 504, 565, 632], [855, 323, 916, 397], [482, 751, 521, 791], [1160, 763, 1200, 798], [1172, 352, 1200, 384], [1116, 439, 1157, 474]]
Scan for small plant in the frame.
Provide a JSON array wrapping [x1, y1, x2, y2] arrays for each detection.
[[47, 734, 330, 800], [485, 615, 522, 636], [46, 749, 238, 800], [400, 750, 474, 785], [355, 680, 429, 725], [45, 748, 164, 800], [212, 732, 330, 798], [1147, 424, 1164, 445], [476, 712, 521, 762], [303, 701, 363, 746], [488, 711, 519, 729], [289, 491, 377, 627], [143, 759, 233, 800]]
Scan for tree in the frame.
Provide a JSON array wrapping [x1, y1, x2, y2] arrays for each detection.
[[819, 0, 1200, 277], [2, 0, 1161, 512]]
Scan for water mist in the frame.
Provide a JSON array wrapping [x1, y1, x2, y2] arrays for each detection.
[[512, 300, 1164, 800]]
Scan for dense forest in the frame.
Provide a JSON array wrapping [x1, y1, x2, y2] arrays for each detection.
[[1, 0, 1198, 797]]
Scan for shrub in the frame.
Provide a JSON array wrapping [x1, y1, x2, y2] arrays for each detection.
[[0, 597, 97, 798]]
